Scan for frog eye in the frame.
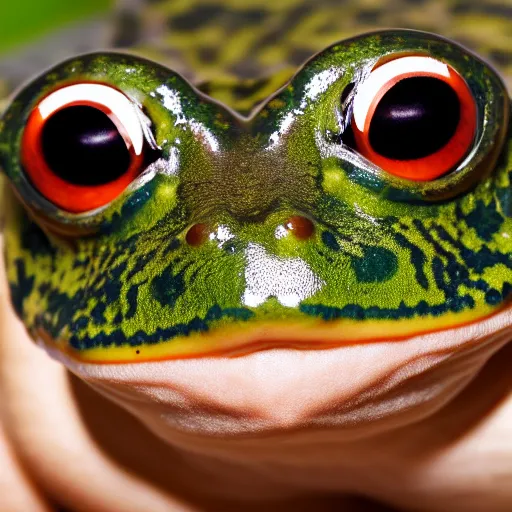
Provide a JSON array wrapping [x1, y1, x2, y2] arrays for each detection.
[[350, 55, 477, 181], [21, 83, 147, 213]]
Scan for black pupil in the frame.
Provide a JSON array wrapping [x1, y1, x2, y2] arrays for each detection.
[[41, 105, 131, 185], [368, 76, 461, 160]]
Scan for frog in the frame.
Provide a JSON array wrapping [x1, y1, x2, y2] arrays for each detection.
[[0, 1, 511, 511]]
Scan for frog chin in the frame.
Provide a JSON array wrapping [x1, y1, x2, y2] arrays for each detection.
[[53, 307, 512, 456]]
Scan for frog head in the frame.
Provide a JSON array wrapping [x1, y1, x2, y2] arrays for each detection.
[[1, 30, 510, 440]]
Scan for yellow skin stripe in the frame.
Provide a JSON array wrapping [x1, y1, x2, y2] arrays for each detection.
[[39, 306, 500, 363]]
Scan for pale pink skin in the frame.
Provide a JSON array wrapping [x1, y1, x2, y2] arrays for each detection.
[[1, 246, 512, 511]]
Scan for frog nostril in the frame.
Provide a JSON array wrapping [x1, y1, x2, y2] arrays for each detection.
[[186, 223, 210, 246], [283, 216, 315, 240]]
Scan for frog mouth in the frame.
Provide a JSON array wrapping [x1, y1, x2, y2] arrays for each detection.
[[37, 300, 509, 364], [42, 305, 512, 439]]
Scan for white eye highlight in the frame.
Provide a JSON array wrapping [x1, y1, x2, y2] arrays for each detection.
[[352, 56, 451, 133], [37, 83, 144, 156]]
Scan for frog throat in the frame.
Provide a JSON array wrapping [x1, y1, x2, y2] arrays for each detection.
[[0, 30, 511, 363]]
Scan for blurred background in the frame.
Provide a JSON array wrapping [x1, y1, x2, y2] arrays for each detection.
[[0, 0, 510, 100], [0, 0, 111, 55], [0, 0, 112, 98]]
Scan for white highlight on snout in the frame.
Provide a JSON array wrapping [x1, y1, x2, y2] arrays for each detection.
[[352, 56, 451, 132], [243, 243, 324, 308], [37, 83, 145, 155]]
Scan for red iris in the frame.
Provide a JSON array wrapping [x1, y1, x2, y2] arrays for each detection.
[[351, 56, 477, 181], [22, 83, 146, 213]]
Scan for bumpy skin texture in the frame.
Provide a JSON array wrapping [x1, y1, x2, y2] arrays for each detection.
[[0, 31, 510, 363]]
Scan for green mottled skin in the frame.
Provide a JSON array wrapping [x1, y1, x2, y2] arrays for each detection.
[[0, 22, 511, 359]]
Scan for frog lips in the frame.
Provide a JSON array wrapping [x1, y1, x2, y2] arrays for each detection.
[[51, 305, 512, 440], [40, 299, 508, 364]]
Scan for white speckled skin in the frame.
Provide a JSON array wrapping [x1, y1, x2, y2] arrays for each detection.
[[1, 247, 512, 511]]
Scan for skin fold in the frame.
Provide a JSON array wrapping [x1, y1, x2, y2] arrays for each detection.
[[1, 1, 512, 510]]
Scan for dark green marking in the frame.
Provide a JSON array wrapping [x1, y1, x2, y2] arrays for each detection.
[[351, 246, 397, 283], [152, 268, 185, 308], [465, 199, 505, 242], [9, 259, 35, 316]]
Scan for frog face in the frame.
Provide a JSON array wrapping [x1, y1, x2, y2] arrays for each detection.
[[1, 30, 510, 367]]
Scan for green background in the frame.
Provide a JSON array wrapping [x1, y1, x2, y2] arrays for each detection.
[[0, 0, 112, 55]]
